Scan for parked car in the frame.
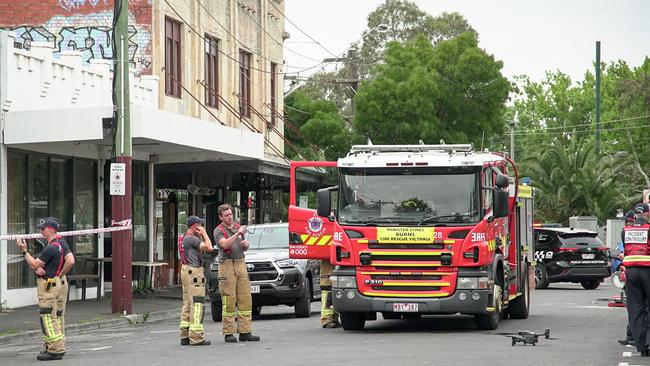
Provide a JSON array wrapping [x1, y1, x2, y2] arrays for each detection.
[[533, 227, 611, 289], [207, 223, 321, 321]]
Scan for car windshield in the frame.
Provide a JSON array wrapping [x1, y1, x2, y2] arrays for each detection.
[[246, 226, 288, 250], [338, 167, 481, 226]]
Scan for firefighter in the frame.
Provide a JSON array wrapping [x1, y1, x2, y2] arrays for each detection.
[[623, 203, 650, 356], [213, 203, 260, 342], [55, 235, 75, 340], [320, 259, 340, 328], [16, 218, 66, 361], [179, 215, 213, 346]]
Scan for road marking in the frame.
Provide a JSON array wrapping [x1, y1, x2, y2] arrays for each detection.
[[150, 330, 177, 334], [623, 351, 632, 357], [619, 363, 646, 366], [88, 346, 112, 351]]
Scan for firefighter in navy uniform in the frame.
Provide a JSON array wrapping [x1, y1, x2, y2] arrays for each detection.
[[16, 218, 66, 361], [623, 203, 650, 357]]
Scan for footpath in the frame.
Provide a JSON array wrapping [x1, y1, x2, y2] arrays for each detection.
[[0, 286, 191, 345]]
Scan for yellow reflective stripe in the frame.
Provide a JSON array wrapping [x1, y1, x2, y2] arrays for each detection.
[[362, 292, 449, 298], [321, 290, 329, 312], [300, 234, 310, 243], [624, 255, 650, 261], [306, 236, 319, 245], [238, 310, 252, 316], [180, 321, 190, 329], [193, 303, 202, 324], [380, 281, 450, 287], [357, 239, 369, 244], [317, 235, 332, 246], [371, 262, 441, 267], [42, 314, 54, 338], [189, 324, 204, 331], [321, 309, 334, 315], [368, 251, 452, 256], [443, 240, 455, 244]]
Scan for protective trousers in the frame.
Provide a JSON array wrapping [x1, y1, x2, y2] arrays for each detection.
[[57, 275, 68, 335], [179, 265, 206, 344], [37, 277, 65, 355], [320, 260, 339, 326], [218, 259, 252, 335], [625, 266, 650, 352]]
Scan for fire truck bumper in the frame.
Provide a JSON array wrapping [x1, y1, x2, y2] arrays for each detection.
[[332, 288, 491, 314]]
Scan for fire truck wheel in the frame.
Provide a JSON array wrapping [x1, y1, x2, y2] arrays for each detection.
[[340, 312, 366, 330], [535, 264, 549, 289], [475, 284, 502, 330], [508, 264, 530, 319]]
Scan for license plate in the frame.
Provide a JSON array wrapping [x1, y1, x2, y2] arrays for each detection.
[[251, 285, 260, 294], [392, 303, 419, 312], [582, 253, 595, 259]]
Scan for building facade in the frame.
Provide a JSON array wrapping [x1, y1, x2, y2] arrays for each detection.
[[0, 0, 291, 308]]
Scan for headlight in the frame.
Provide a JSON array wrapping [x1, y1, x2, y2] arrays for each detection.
[[457, 277, 489, 289], [277, 259, 300, 268], [457, 277, 478, 289], [332, 275, 356, 289]]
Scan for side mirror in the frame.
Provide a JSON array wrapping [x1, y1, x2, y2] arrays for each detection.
[[493, 190, 509, 218], [317, 188, 331, 218], [495, 174, 510, 189]]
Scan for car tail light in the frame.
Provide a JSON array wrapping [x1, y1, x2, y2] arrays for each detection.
[[558, 247, 578, 252], [596, 247, 609, 251]]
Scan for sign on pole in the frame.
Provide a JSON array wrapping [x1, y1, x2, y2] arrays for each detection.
[[110, 163, 126, 196]]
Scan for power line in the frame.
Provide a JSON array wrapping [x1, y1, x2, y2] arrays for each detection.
[[504, 115, 650, 135], [267, 0, 337, 58]]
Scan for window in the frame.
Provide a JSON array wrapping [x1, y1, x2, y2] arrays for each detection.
[[270, 62, 277, 125], [73, 160, 98, 275], [239, 50, 252, 118], [165, 17, 182, 97], [204, 35, 219, 108]]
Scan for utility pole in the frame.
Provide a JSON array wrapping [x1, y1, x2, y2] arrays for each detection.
[[322, 47, 360, 117], [111, 0, 133, 314], [595, 41, 601, 156]]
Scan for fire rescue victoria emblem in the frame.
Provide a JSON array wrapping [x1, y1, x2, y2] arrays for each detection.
[[306, 213, 325, 237]]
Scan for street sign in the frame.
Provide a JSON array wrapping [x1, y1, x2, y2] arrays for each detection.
[[299, 195, 309, 208], [110, 163, 126, 196]]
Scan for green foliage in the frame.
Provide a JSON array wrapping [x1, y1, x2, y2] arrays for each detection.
[[284, 91, 353, 161], [354, 33, 510, 145], [522, 138, 632, 224]]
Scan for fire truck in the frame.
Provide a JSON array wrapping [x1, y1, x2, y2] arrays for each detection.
[[288, 144, 534, 330]]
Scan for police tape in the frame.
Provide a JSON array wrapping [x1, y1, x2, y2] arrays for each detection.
[[0, 219, 132, 241]]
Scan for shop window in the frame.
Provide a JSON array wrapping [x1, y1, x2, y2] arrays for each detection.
[[73, 159, 97, 275]]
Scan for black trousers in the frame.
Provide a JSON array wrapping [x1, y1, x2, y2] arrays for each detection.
[[626, 266, 650, 352]]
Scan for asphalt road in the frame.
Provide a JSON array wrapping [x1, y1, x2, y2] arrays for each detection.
[[1, 281, 646, 366]]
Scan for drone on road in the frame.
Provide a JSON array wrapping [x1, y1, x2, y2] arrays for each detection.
[[498, 329, 557, 346]]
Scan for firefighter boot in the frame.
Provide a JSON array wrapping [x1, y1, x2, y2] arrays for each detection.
[[224, 335, 237, 343], [239, 333, 260, 341], [37, 352, 64, 361]]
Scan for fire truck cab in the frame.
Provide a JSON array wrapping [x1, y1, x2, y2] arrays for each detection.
[[288, 144, 534, 330]]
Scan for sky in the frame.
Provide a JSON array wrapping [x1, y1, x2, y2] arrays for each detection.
[[282, 0, 650, 83]]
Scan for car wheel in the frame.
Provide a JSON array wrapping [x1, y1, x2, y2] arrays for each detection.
[[294, 283, 311, 318], [581, 279, 601, 290], [211, 301, 222, 322], [535, 264, 549, 289], [340, 312, 366, 331]]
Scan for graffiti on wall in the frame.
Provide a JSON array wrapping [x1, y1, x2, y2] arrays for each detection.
[[0, 1, 152, 75]]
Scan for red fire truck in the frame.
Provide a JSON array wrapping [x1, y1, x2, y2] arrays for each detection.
[[289, 144, 534, 330]]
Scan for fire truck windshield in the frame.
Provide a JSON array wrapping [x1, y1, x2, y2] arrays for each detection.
[[338, 167, 481, 226]]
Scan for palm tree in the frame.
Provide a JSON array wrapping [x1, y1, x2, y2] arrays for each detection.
[[522, 137, 631, 224]]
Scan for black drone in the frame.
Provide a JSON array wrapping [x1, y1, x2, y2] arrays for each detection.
[[498, 329, 557, 346]]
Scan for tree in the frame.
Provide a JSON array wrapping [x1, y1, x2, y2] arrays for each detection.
[[522, 137, 632, 224], [359, 1, 475, 75], [354, 32, 510, 146], [284, 91, 353, 161]]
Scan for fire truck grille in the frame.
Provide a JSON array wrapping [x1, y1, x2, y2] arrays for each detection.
[[368, 243, 444, 250], [371, 286, 442, 291], [371, 274, 443, 281], [372, 254, 442, 261]]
